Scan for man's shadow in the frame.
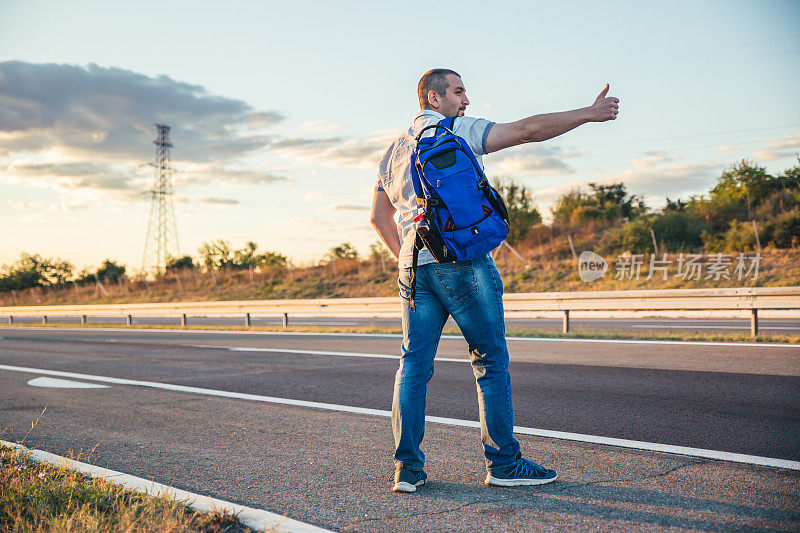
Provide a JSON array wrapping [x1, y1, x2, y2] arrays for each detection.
[[413, 479, 800, 531]]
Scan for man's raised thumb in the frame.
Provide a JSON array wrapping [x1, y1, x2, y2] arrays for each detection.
[[597, 83, 610, 99]]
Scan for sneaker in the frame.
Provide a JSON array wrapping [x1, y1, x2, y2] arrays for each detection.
[[392, 466, 427, 493], [485, 458, 557, 487]]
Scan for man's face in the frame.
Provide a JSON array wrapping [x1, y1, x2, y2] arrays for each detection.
[[434, 74, 470, 117]]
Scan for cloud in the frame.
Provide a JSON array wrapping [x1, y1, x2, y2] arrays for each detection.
[[531, 152, 722, 216], [297, 120, 342, 133], [271, 137, 342, 150], [0, 61, 297, 204], [595, 153, 721, 203], [179, 166, 290, 186], [533, 179, 591, 206], [485, 144, 578, 176], [326, 204, 369, 211], [302, 191, 323, 203], [4, 161, 143, 192], [270, 129, 400, 169], [0, 61, 283, 172], [713, 145, 741, 153], [247, 111, 284, 128], [619, 162, 720, 197], [197, 197, 240, 206], [767, 133, 800, 150], [753, 133, 800, 161], [630, 151, 674, 167]]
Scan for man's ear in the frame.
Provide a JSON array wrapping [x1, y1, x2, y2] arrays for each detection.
[[427, 90, 439, 109]]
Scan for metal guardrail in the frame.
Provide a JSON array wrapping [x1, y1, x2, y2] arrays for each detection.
[[0, 287, 798, 337]]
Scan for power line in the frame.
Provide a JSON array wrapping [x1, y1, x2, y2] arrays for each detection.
[[472, 34, 800, 93], [561, 124, 800, 149], [571, 136, 800, 161]]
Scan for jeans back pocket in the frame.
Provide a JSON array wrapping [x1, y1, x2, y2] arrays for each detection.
[[433, 261, 477, 305]]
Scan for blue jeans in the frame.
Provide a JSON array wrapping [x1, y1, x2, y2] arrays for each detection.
[[393, 253, 521, 471]]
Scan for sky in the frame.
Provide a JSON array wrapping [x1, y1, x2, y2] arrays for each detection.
[[1, 0, 799, 272]]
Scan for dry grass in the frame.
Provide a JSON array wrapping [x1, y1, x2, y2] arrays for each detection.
[[0, 443, 252, 532], [2, 248, 798, 309]]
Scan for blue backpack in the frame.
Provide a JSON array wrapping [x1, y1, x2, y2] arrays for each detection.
[[408, 117, 510, 309]]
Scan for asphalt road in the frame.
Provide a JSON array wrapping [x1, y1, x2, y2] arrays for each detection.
[[1, 326, 799, 531], [7, 315, 800, 335]]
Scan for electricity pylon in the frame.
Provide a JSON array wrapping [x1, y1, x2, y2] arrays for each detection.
[[141, 123, 180, 275]]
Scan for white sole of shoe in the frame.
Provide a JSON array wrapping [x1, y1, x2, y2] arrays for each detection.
[[392, 480, 426, 493], [485, 473, 557, 487]]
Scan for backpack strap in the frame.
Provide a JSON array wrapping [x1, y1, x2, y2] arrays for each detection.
[[409, 236, 421, 312]]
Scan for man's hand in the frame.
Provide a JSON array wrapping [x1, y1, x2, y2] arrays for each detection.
[[370, 188, 401, 260], [588, 84, 619, 122]]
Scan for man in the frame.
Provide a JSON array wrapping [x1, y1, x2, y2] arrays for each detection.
[[371, 69, 619, 492]]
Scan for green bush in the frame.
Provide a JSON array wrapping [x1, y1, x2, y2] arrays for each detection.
[[598, 218, 654, 255], [569, 205, 604, 225], [688, 159, 800, 231], [651, 211, 708, 251], [598, 211, 707, 255], [762, 209, 800, 248], [718, 220, 757, 252], [705, 208, 800, 252], [552, 182, 647, 225], [491, 178, 543, 244], [753, 189, 800, 220]]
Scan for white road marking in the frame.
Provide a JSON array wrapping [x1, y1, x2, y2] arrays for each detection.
[[1, 363, 797, 471], [0, 439, 330, 533], [191, 344, 467, 363], [28, 377, 109, 389], [2, 325, 798, 348], [632, 324, 800, 330]]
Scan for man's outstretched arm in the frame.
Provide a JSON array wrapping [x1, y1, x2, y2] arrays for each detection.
[[484, 84, 619, 153], [370, 188, 401, 260]]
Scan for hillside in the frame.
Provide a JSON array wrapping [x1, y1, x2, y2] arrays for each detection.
[[1, 247, 797, 307]]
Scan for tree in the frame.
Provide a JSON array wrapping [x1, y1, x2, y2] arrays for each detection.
[[588, 182, 647, 222], [663, 197, 687, 212], [166, 256, 196, 272], [232, 241, 261, 268], [492, 178, 542, 244], [198, 240, 286, 270], [198, 239, 234, 270], [258, 251, 287, 268], [0, 253, 74, 291], [0, 254, 46, 291], [369, 241, 389, 261], [95, 260, 126, 282], [325, 242, 358, 263], [688, 159, 800, 231], [552, 182, 646, 224], [42, 258, 74, 286], [551, 188, 593, 224], [711, 160, 777, 208]]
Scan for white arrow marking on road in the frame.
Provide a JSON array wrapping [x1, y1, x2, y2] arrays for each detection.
[[27, 377, 110, 389]]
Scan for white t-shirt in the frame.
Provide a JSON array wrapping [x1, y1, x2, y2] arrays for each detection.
[[376, 110, 494, 268]]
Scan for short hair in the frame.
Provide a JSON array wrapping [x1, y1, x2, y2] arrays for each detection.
[[418, 69, 461, 109]]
